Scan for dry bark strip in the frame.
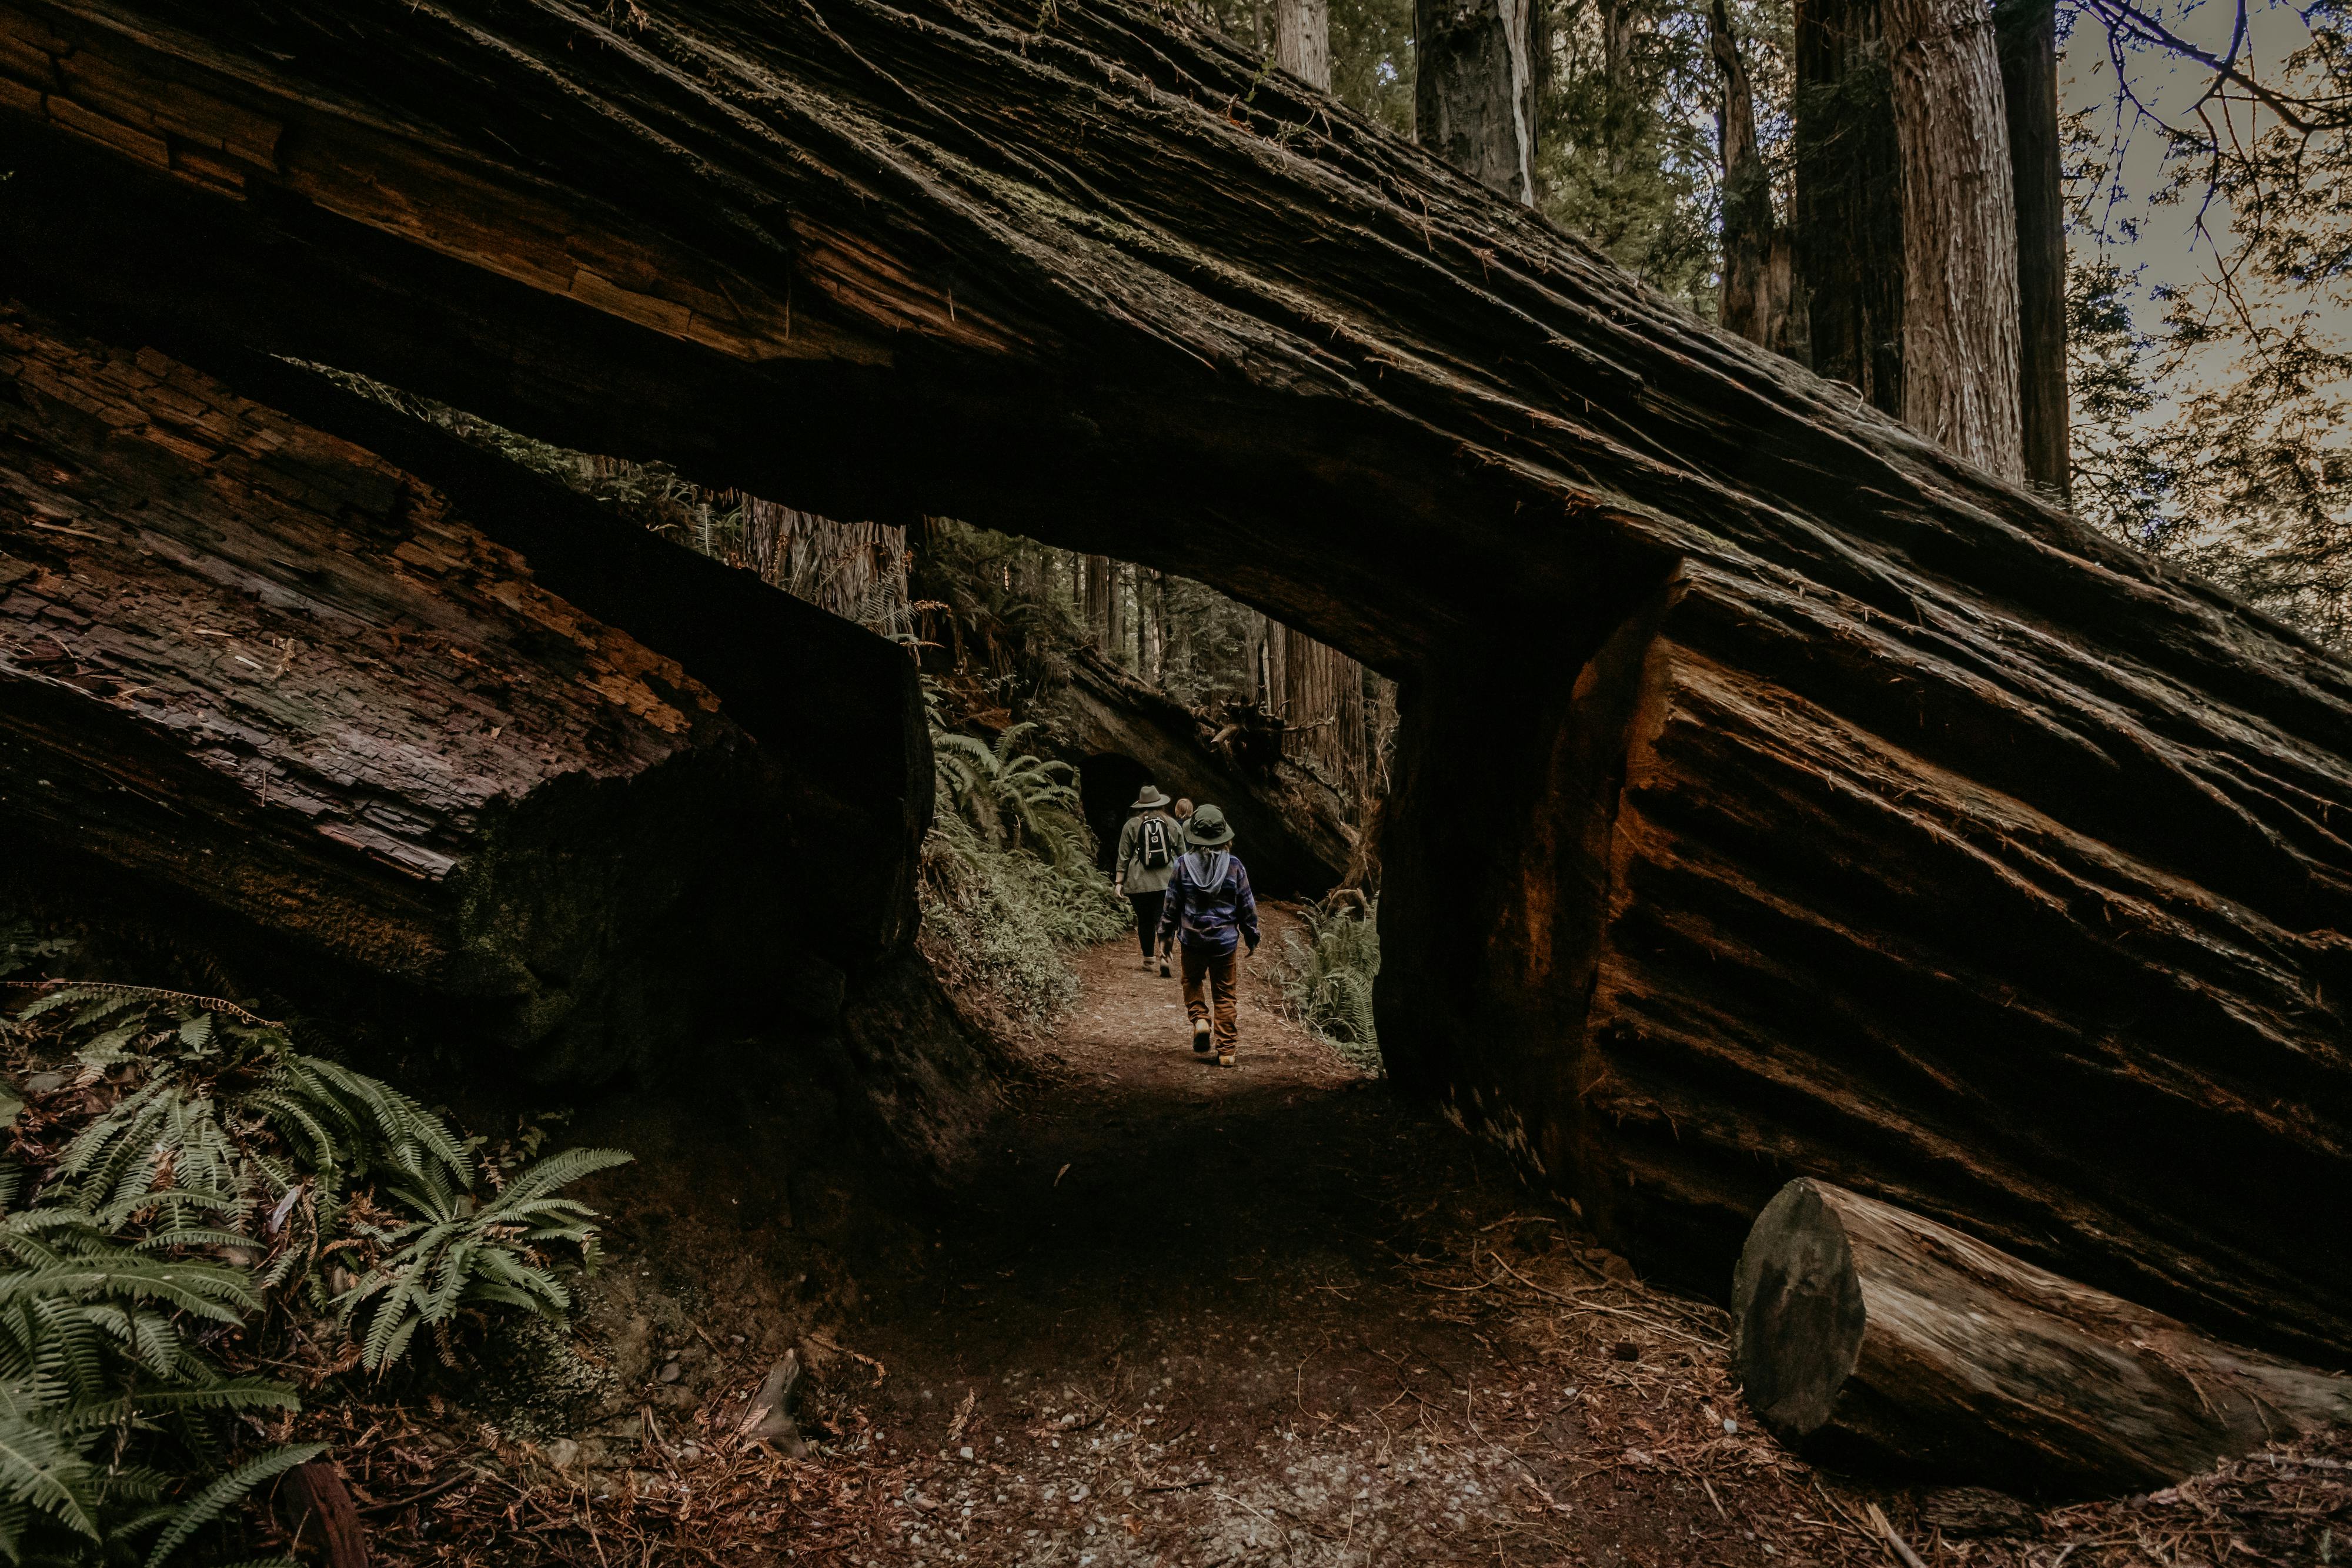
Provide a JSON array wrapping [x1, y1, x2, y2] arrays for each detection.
[[1733, 1179, 2352, 1497], [0, 0, 2344, 1356]]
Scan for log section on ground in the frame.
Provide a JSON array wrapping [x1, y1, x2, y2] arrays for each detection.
[[0, 305, 927, 1083], [0, 0, 2348, 1355], [1733, 1179, 2352, 1497]]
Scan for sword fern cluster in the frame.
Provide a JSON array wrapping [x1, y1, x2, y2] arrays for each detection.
[[1277, 897, 1382, 1074], [0, 981, 629, 1563]]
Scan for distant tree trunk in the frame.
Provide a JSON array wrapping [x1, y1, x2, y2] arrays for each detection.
[[1084, 553, 1112, 646], [1108, 558, 1131, 666], [1601, 0, 1638, 179], [1712, 0, 1802, 359], [1884, 0, 2026, 481], [1283, 629, 1367, 795], [1996, 0, 2067, 500], [1415, 0, 1543, 203], [1275, 0, 1331, 88], [1794, 0, 1906, 414]]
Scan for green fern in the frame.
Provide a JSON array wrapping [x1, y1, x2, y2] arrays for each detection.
[[0, 976, 636, 1559], [1277, 898, 1384, 1074], [932, 720, 1092, 867]]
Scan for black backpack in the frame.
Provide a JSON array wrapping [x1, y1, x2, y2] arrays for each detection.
[[1139, 816, 1172, 870]]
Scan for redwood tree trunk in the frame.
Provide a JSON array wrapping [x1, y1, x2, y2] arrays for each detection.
[[1883, 0, 2027, 479], [1712, 0, 1800, 358], [1275, 0, 1330, 89], [1415, 0, 1542, 203], [1996, 0, 2068, 500], [7, 0, 2352, 1362], [1794, 0, 1906, 414]]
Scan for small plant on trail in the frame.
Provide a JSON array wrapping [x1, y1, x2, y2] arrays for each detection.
[[1277, 897, 1383, 1074]]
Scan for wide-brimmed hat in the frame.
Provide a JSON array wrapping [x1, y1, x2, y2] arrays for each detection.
[[1186, 804, 1234, 845], [1130, 783, 1172, 810]]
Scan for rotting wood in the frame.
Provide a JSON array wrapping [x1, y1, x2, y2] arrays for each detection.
[[1734, 1179, 2352, 1497], [0, 0, 2344, 1359]]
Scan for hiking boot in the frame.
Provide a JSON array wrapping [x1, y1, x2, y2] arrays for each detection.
[[1192, 1018, 1212, 1054], [1158, 956, 1171, 978], [1217, 1050, 1235, 1068]]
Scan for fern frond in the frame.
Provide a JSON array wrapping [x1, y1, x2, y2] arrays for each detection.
[[141, 1441, 324, 1567]]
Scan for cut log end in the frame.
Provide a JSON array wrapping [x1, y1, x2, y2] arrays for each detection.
[[1733, 1178, 2352, 1498], [1730, 1176, 1867, 1438]]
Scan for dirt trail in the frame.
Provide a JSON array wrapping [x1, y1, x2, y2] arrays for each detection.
[[333, 918, 2347, 1567], [823, 915, 1802, 1566]]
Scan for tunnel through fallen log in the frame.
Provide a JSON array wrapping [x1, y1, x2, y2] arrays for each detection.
[[1, 0, 2349, 1363]]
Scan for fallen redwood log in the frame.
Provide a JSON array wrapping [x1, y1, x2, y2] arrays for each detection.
[[0, 304, 926, 1081], [0, 0, 2348, 1359], [1734, 1178, 2352, 1497], [1038, 644, 1352, 898]]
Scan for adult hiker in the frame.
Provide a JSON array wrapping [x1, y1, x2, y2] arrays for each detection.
[[1155, 804, 1259, 1068], [1113, 783, 1187, 975]]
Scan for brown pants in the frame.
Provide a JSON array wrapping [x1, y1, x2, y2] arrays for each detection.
[[1180, 943, 1240, 1049]]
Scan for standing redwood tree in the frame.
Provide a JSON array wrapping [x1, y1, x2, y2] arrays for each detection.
[[1793, 0, 1906, 414], [1996, 0, 2068, 499], [1883, 0, 2026, 480], [1712, 0, 1801, 356], [1415, 0, 1544, 203], [1277, 0, 1372, 809]]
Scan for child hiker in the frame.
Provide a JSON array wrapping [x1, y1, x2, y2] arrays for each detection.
[[1113, 783, 1187, 976], [1155, 804, 1259, 1068]]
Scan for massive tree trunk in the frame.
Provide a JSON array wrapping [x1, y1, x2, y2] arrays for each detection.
[[1712, 0, 1801, 359], [1282, 631, 1367, 801], [1735, 1179, 2352, 1496], [1793, 0, 1906, 414], [0, 303, 929, 1085], [1415, 0, 1542, 203], [1996, 0, 2068, 501], [5, 0, 2352, 1360], [1275, 0, 1369, 813], [1883, 0, 2027, 479]]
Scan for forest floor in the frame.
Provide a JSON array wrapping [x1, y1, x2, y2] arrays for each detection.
[[326, 911, 2348, 1567]]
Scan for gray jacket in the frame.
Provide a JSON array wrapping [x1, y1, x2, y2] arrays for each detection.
[[1114, 810, 1187, 895]]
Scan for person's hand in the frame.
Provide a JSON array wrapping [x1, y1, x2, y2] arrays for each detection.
[[1113, 881, 1124, 897]]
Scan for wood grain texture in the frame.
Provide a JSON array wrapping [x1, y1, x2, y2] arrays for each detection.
[[1733, 1179, 2352, 1496], [0, 0, 2343, 1355]]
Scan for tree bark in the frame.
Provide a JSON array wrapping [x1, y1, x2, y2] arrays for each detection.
[[1883, 0, 2027, 480], [1275, 0, 1330, 89], [1794, 0, 1906, 414], [1735, 1179, 2352, 1496], [1712, 0, 1802, 359], [1084, 554, 1112, 647], [1996, 0, 2067, 500], [8, 0, 2352, 1359], [0, 304, 928, 1084], [1415, 0, 1542, 203]]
